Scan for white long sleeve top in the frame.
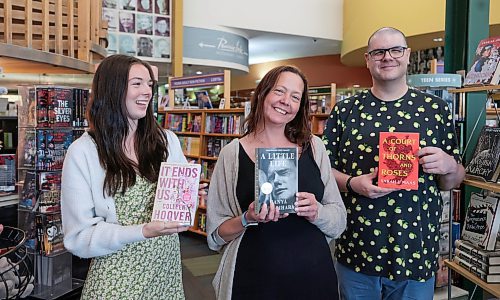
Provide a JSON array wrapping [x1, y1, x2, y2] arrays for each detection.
[[61, 131, 187, 258]]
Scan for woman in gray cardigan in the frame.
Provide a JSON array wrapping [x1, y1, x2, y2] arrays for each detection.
[[207, 65, 347, 300]]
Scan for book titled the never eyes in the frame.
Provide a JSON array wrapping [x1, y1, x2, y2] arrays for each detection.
[[254, 147, 298, 214], [151, 162, 201, 226], [378, 132, 420, 190]]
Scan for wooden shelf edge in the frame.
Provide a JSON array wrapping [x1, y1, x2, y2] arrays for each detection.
[[311, 113, 330, 118], [449, 85, 500, 93], [164, 108, 245, 113], [445, 259, 500, 297], [463, 178, 500, 193], [203, 133, 241, 137], [200, 156, 218, 161], [172, 131, 202, 136]]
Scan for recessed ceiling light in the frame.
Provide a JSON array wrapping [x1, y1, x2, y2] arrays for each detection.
[[353, 84, 360, 88], [433, 37, 443, 42], [196, 71, 202, 75]]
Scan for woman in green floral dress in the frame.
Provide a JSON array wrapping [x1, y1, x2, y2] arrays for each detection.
[[61, 55, 201, 299]]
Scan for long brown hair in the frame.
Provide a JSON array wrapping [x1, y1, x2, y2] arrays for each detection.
[[242, 65, 311, 148], [87, 54, 168, 196]]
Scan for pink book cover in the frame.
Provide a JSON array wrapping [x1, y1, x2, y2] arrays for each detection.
[[151, 162, 201, 226]]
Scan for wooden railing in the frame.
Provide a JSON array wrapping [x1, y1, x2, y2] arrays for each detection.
[[0, 0, 107, 73]]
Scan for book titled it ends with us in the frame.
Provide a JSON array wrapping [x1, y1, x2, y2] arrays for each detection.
[[378, 132, 419, 190], [151, 162, 201, 226]]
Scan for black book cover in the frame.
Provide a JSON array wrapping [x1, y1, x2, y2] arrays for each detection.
[[50, 87, 73, 127], [19, 171, 37, 210], [254, 147, 298, 214], [45, 129, 73, 171], [465, 126, 500, 182]]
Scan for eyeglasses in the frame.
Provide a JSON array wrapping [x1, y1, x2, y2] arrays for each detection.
[[367, 46, 408, 61]]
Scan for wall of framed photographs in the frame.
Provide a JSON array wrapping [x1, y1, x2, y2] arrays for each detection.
[[408, 46, 445, 75], [102, 0, 171, 61]]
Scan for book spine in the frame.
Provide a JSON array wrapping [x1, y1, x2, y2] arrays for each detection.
[[254, 148, 260, 214]]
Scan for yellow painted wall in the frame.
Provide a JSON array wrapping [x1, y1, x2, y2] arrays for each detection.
[[342, 0, 500, 66]]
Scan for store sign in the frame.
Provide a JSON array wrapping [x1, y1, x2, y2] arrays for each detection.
[[407, 74, 462, 88], [170, 73, 225, 89], [184, 26, 249, 70], [309, 87, 331, 94]]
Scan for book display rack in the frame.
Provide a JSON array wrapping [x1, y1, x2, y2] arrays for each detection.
[[445, 84, 500, 298], [16, 85, 89, 299]]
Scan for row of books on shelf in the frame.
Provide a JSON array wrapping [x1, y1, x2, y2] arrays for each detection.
[[0, 154, 16, 192], [17, 128, 85, 171], [197, 212, 207, 233], [201, 161, 215, 181], [18, 209, 65, 256], [453, 239, 500, 284], [436, 189, 462, 288], [165, 114, 202, 133], [178, 136, 200, 157], [454, 191, 500, 283], [19, 171, 62, 213], [35, 213, 65, 256], [19, 86, 89, 128], [205, 114, 242, 135], [206, 137, 232, 157], [1, 130, 15, 150]]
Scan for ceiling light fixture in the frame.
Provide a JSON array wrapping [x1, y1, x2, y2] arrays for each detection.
[[433, 37, 443, 42], [196, 71, 203, 75]]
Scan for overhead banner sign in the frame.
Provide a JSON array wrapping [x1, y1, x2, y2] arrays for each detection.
[[184, 26, 249, 71], [170, 73, 225, 89]]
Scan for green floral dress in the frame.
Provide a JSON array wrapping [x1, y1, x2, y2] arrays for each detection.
[[81, 177, 185, 300]]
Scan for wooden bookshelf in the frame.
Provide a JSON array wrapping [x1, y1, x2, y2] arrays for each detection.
[[463, 178, 500, 193], [163, 108, 245, 237], [449, 85, 500, 93], [310, 113, 330, 136], [445, 259, 500, 297]]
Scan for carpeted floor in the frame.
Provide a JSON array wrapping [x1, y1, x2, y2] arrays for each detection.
[[182, 253, 222, 277]]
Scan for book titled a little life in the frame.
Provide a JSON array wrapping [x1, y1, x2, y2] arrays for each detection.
[[378, 132, 420, 190], [151, 162, 201, 226], [255, 147, 298, 214]]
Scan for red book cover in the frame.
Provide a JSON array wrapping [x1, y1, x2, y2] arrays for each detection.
[[378, 132, 420, 190]]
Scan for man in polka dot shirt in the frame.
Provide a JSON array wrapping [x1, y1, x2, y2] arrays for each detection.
[[323, 27, 465, 300]]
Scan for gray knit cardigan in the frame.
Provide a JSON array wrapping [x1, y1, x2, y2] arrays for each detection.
[[206, 135, 347, 300]]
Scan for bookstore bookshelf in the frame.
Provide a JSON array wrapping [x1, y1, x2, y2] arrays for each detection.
[[16, 85, 89, 299], [445, 84, 500, 298], [308, 84, 336, 136], [161, 108, 245, 236]]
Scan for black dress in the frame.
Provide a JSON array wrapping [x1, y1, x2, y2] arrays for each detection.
[[232, 143, 339, 300]]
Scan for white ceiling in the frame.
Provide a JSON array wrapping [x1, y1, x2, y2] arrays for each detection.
[[176, 31, 342, 79], [245, 30, 342, 65]]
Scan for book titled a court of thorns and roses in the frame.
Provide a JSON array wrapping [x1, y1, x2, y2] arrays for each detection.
[[378, 132, 420, 190], [151, 162, 201, 226]]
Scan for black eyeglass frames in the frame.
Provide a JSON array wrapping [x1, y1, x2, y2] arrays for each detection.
[[367, 46, 408, 61]]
